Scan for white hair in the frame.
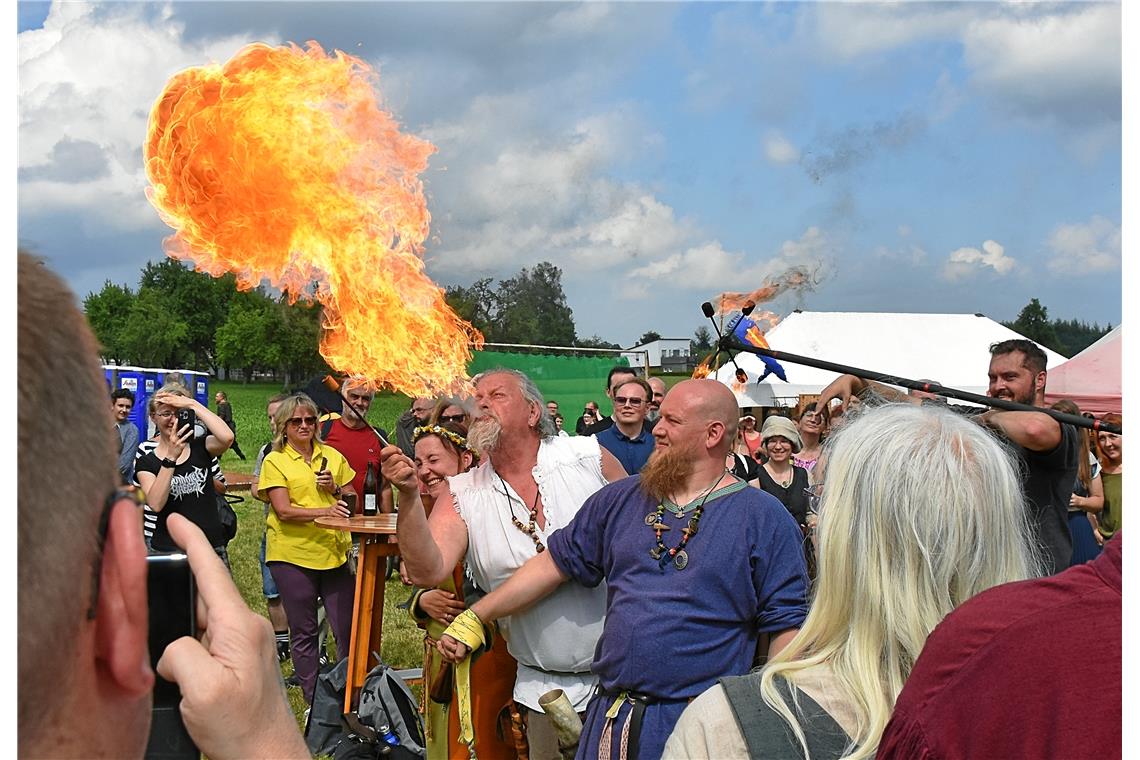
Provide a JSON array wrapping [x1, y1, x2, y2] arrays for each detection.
[[759, 402, 1043, 760]]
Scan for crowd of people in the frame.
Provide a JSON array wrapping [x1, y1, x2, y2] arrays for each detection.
[[19, 248, 1122, 760]]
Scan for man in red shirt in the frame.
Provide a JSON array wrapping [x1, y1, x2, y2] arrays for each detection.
[[322, 377, 393, 514], [879, 534, 1122, 759]]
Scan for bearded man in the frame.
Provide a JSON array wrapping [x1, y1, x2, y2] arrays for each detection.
[[383, 368, 627, 758], [818, 338, 1078, 574], [437, 379, 809, 760]]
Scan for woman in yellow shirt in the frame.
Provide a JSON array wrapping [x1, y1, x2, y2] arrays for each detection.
[[258, 393, 356, 704]]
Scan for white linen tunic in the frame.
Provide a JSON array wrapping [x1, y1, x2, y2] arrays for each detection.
[[449, 435, 609, 710]]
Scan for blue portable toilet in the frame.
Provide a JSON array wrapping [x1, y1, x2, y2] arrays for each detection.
[[185, 371, 210, 407], [140, 368, 167, 439], [105, 365, 149, 443]]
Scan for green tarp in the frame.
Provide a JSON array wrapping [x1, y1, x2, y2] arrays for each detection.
[[468, 350, 630, 433]]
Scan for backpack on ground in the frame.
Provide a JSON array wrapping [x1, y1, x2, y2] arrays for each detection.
[[305, 656, 425, 759], [305, 658, 351, 757], [357, 662, 426, 758]]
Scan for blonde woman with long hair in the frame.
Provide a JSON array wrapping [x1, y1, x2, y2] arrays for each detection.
[[664, 402, 1043, 760]]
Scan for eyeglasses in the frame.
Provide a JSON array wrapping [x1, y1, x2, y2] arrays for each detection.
[[804, 483, 824, 514], [613, 396, 645, 407], [155, 410, 176, 419], [89, 486, 147, 619], [439, 413, 467, 424], [287, 416, 318, 427]]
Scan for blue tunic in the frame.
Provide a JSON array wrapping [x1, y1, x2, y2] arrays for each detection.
[[546, 476, 809, 760]]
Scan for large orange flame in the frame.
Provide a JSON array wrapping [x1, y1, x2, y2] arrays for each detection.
[[714, 267, 817, 315], [144, 41, 481, 395]]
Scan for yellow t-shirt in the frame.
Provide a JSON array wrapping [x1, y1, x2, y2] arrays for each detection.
[[260, 441, 356, 570]]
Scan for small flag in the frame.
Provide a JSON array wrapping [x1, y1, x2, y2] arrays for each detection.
[[726, 314, 787, 382]]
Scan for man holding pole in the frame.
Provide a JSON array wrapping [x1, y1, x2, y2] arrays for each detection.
[[817, 338, 1078, 574], [436, 379, 809, 760]]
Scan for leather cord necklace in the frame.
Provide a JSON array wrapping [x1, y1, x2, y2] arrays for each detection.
[[498, 474, 545, 553], [644, 470, 727, 570]]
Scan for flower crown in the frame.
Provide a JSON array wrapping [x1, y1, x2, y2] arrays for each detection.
[[413, 424, 469, 451]]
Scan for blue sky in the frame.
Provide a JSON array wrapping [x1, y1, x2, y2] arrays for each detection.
[[16, 1, 1123, 350]]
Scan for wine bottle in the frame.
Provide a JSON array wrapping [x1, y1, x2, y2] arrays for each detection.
[[363, 461, 378, 517]]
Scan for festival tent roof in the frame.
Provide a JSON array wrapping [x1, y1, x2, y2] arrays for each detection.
[[1043, 325, 1122, 418], [713, 310, 1068, 409]]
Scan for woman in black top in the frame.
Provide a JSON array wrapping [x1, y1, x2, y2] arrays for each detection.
[[756, 415, 809, 526], [136, 383, 234, 554]]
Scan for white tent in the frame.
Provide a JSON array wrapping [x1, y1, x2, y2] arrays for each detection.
[[714, 311, 1068, 408]]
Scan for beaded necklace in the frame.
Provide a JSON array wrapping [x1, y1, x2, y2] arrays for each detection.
[[644, 470, 727, 570], [497, 474, 545, 553]]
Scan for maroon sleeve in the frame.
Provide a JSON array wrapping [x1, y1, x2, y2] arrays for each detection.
[[878, 703, 939, 759]]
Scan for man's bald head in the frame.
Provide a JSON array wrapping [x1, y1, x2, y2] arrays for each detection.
[[662, 379, 740, 454]]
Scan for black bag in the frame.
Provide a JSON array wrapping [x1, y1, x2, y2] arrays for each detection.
[[306, 658, 351, 757], [217, 493, 240, 544]]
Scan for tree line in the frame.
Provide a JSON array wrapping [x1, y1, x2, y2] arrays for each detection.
[[84, 259, 328, 385], [1001, 298, 1112, 358], [84, 259, 634, 383]]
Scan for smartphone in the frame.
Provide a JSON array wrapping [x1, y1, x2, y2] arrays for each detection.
[[341, 492, 357, 516], [145, 553, 198, 760], [175, 407, 196, 434]]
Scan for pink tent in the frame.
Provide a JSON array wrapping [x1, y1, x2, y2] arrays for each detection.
[[1044, 326, 1122, 418]]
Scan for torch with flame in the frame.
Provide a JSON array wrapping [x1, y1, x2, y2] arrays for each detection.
[[144, 41, 482, 396]]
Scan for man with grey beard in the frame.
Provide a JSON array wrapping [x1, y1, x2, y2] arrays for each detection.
[[382, 368, 627, 759], [436, 379, 808, 760]]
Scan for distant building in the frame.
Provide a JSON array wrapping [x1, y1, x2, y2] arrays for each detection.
[[622, 337, 692, 372]]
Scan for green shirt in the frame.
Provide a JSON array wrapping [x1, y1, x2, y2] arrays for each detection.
[[1100, 471, 1122, 538]]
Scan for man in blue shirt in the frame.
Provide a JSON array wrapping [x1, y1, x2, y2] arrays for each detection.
[[595, 376, 655, 474]]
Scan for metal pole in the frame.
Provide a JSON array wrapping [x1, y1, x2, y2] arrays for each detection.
[[719, 336, 1122, 435]]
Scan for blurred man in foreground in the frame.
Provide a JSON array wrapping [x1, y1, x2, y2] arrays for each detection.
[[17, 252, 306, 759]]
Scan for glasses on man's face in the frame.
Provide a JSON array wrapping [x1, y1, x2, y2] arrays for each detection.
[[440, 413, 466, 424], [614, 396, 645, 407], [287, 416, 318, 428], [804, 483, 824, 514]]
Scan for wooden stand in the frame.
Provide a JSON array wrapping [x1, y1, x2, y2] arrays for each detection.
[[315, 514, 400, 713]]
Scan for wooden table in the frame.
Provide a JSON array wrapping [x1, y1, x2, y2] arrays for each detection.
[[315, 514, 401, 713]]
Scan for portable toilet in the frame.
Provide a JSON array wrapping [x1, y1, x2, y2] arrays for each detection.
[[140, 368, 168, 439], [185, 371, 210, 408], [105, 365, 149, 442]]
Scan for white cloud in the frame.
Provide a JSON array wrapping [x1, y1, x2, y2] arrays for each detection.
[[18, 3, 263, 232], [763, 130, 799, 165], [812, 3, 973, 60], [1046, 216, 1121, 275], [962, 4, 1121, 126], [811, 4, 1120, 128], [942, 239, 1016, 281], [627, 226, 830, 291]]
